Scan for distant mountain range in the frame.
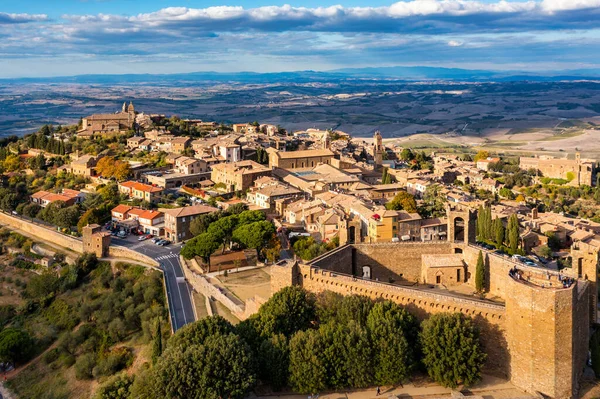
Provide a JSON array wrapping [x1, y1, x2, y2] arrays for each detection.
[[2, 66, 600, 84]]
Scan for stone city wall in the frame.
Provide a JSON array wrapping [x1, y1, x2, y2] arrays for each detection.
[[352, 242, 451, 282], [296, 262, 509, 376], [108, 245, 159, 267], [0, 212, 83, 253]]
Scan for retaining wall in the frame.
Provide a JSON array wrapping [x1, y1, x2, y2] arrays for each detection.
[[0, 212, 83, 253]]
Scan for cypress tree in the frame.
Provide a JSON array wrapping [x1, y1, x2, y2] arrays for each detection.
[[381, 168, 388, 184], [493, 217, 504, 247], [508, 214, 520, 253], [152, 319, 162, 365], [475, 250, 485, 293]]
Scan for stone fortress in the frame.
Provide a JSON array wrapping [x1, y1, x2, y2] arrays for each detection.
[[272, 204, 599, 399]]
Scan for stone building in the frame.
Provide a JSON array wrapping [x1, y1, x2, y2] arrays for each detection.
[[210, 160, 271, 192], [82, 224, 111, 257], [268, 148, 335, 169], [162, 204, 218, 243], [271, 204, 598, 398], [520, 153, 596, 186], [79, 102, 135, 136]]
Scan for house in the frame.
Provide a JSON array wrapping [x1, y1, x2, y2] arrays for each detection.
[[476, 157, 500, 171], [62, 155, 98, 177], [171, 137, 192, 154], [127, 136, 146, 149], [174, 156, 207, 175], [111, 205, 164, 236], [406, 179, 429, 198], [247, 182, 302, 210], [162, 205, 218, 243], [30, 189, 85, 208], [211, 160, 271, 192], [118, 181, 164, 203]]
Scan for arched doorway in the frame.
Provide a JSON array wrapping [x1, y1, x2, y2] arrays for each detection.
[[362, 266, 371, 279], [454, 217, 465, 243]]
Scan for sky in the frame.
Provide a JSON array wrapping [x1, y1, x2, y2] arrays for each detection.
[[1, 0, 600, 78]]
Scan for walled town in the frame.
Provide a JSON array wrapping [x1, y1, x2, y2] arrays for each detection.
[[0, 102, 599, 398]]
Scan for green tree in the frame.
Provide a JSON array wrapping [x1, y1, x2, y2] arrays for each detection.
[[386, 191, 417, 213], [152, 318, 162, 365], [258, 333, 289, 391], [0, 328, 34, 366], [399, 148, 414, 161], [421, 184, 446, 217], [288, 329, 327, 394], [181, 232, 220, 266], [420, 313, 486, 388], [168, 316, 233, 348], [366, 301, 418, 385], [255, 286, 316, 338], [131, 333, 255, 399], [539, 245, 553, 259], [493, 217, 505, 247], [207, 215, 239, 254], [508, 214, 520, 253], [475, 250, 485, 293], [344, 321, 374, 388], [233, 220, 275, 259]]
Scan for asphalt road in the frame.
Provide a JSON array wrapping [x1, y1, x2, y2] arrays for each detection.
[[113, 235, 196, 331]]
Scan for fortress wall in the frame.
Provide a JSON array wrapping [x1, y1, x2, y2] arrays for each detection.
[[352, 242, 452, 283], [309, 245, 354, 274], [0, 212, 83, 253], [297, 263, 509, 376]]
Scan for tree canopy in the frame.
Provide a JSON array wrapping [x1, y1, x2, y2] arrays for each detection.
[[420, 313, 486, 388]]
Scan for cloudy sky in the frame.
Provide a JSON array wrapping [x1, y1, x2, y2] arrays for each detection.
[[1, 0, 600, 78]]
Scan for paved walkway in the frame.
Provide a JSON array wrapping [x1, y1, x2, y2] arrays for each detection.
[[251, 375, 534, 399]]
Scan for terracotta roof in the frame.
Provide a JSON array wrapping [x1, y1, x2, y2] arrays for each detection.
[[275, 149, 334, 159], [112, 204, 133, 214], [161, 204, 218, 218]]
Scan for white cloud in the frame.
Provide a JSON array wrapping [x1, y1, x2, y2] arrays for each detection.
[[448, 40, 463, 46], [541, 0, 600, 12], [0, 12, 48, 24]]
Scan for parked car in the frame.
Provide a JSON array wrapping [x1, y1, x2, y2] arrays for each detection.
[[152, 237, 161, 244], [155, 239, 166, 245], [117, 231, 127, 238], [138, 235, 147, 241], [146, 235, 153, 239]]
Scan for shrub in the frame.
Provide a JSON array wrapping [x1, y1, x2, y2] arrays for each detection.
[[75, 353, 97, 380]]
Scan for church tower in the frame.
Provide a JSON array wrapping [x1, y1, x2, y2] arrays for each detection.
[[122, 102, 127, 113], [374, 130, 383, 166], [323, 130, 330, 150], [128, 101, 135, 114]]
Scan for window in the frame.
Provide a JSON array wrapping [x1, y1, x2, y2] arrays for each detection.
[[436, 275, 441, 284], [457, 269, 461, 282]]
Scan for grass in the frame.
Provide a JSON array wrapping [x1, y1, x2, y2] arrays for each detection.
[[539, 130, 586, 141]]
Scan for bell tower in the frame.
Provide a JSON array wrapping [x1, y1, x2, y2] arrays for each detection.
[[374, 130, 383, 166]]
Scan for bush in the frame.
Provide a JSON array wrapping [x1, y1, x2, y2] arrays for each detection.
[[74, 353, 97, 380], [43, 348, 62, 365], [93, 347, 133, 378], [94, 373, 134, 399], [0, 328, 34, 366]]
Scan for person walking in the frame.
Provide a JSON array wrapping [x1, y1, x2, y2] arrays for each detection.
[[376, 386, 381, 396]]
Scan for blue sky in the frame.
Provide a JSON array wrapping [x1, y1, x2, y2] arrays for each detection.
[[1, 0, 600, 78]]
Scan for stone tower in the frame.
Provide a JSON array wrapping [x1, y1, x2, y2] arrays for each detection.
[[373, 130, 383, 166], [82, 224, 111, 258], [128, 101, 135, 114], [323, 131, 330, 150], [446, 204, 477, 245], [122, 102, 127, 113]]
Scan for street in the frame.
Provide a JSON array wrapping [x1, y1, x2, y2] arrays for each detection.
[[112, 235, 196, 331]]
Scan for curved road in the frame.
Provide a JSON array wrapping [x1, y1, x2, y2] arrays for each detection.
[[114, 237, 196, 331]]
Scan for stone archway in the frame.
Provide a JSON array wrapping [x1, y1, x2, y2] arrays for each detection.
[[453, 217, 465, 243], [362, 266, 371, 279]]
